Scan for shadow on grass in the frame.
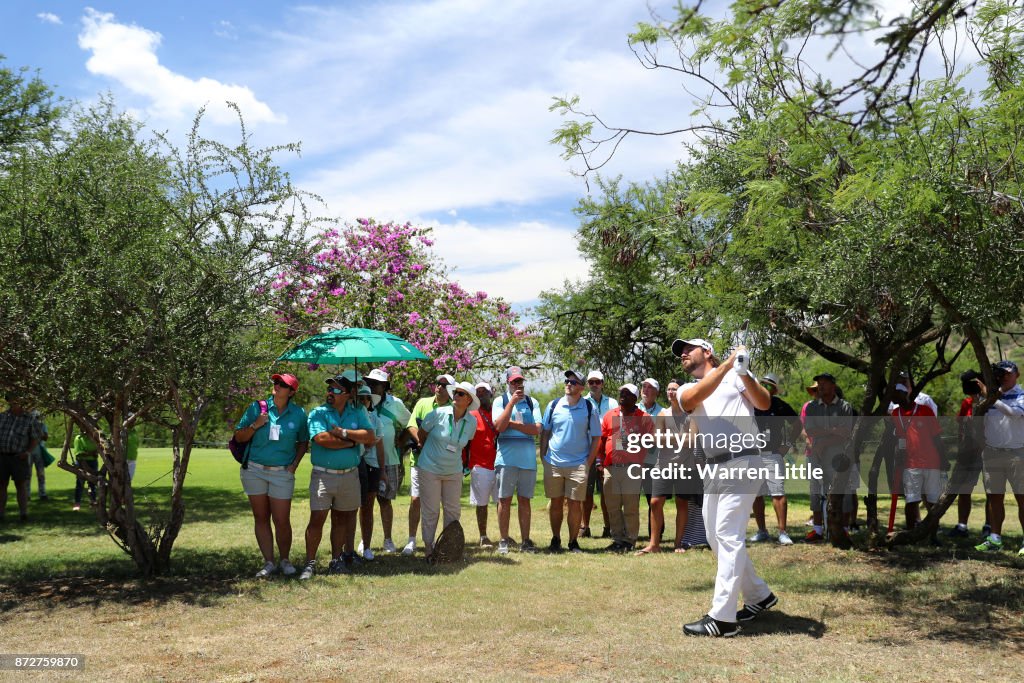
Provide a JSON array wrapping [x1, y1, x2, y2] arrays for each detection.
[[807, 544, 1024, 648], [743, 610, 826, 639]]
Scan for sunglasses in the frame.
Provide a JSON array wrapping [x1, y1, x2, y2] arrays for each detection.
[[274, 380, 291, 389], [587, 379, 603, 385], [327, 387, 343, 395], [453, 390, 471, 399], [565, 379, 583, 386]]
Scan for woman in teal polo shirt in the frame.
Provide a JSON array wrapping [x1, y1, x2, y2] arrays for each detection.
[[417, 381, 478, 559], [233, 373, 310, 578]]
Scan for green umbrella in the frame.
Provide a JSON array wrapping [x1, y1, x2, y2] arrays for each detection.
[[277, 327, 429, 365]]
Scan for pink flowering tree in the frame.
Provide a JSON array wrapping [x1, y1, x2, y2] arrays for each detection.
[[267, 218, 537, 399]]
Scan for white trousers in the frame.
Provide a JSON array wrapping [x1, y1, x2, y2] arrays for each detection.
[[419, 469, 463, 553], [702, 454, 773, 622]]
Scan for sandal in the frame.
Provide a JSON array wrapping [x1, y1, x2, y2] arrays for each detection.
[[635, 546, 660, 556]]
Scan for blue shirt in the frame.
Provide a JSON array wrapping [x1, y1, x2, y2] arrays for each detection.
[[418, 406, 478, 476], [492, 393, 542, 470], [585, 393, 619, 420], [543, 397, 601, 467], [308, 402, 375, 470], [641, 402, 665, 418], [235, 398, 310, 467]]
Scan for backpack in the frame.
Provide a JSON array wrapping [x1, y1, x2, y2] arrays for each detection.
[[544, 396, 593, 436], [228, 400, 268, 469], [502, 392, 534, 413]]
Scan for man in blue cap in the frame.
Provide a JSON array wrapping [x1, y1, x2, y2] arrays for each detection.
[[972, 360, 1024, 554]]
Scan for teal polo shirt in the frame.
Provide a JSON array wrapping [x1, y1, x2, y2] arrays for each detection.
[[417, 406, 478, 476], [236, 398, 310, 467], [308, 402, 375, 470], [585, 393, 619, 420]]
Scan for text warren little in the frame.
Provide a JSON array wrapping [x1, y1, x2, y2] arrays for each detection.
[[626, 462, 824, 481]]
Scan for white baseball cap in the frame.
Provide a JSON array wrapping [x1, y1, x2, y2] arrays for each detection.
[[618, 383, 639, 399], [436, 373, 456, 386], [366, 368, 390, 383], [671, 338, 715, 357], [475, 381, 493, 393], [587, 370, 604, 382], [641, 378, 660, 392]]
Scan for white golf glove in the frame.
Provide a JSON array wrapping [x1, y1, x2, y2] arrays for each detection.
[[734, 346, 750, 376]]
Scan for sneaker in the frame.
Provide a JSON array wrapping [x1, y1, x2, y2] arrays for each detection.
[[498, 539, 510, 555], [944, 525, 969, 538], [72, 504, 81, 511], [344, 552, 363, 567], [748, 530, 770, 543], [1018, 545, 1024, 557], [567, 539, 583, 554], [981, 523, 992, 537], [736, 593, 778, 622], [39, 494, 49, 502], [600, 528, 612, 539], [548, 536, 564, 553], [520, 539, 539, 554], [327, 557, 349, 575], [358, 542, 375, 561], [479, 536, 495, 549], [382, 538, 398, 554], [777, 531, 793, 546], [683, 614, 740, 638], [401, 539, 417, 556], [580, 527, 592, 538], [255, 561, 278, 578], [605, 541, 625, 552], [805, 530, 824, 543], [974, 536, 1004, 552], [299, 559, 316, 580], [279, 558, 297, 576]]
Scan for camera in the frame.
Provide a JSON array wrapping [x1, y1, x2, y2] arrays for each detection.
[[960, 369, 982, 395]]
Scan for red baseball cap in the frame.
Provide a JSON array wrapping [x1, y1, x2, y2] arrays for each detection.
[[272, 373, 299, 390]]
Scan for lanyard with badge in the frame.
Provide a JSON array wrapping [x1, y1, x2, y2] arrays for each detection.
[[268, 407, 281, 441], [445, 413, 468, 453], [895, 404, 918, 451]]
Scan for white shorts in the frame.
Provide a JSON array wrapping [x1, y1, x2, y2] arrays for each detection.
[[469, 466, 498, 506], [903, 467, 946, 504], [409, 465, 420, 498]]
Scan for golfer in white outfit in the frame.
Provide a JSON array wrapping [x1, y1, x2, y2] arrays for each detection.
[[674, 338, 779, 637]]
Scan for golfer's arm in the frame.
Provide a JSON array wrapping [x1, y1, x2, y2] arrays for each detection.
[[740, 374, 771, 410], [679, 365, 730, 412]]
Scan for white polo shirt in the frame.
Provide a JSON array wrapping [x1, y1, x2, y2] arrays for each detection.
[[984, 384, 1024, 449], [678, 369, 761, 458]]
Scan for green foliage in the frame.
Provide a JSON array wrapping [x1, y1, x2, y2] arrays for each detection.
[[0, 95, 313, 574]]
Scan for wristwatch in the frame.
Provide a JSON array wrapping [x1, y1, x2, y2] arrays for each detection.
[[342, 428, 348, 440]]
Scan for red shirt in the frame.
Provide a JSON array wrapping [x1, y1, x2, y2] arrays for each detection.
[[465, 409, 497, 470], [958, 396, 974, 418], [601, 406, 655, 466], [890, 404, 941, 469]]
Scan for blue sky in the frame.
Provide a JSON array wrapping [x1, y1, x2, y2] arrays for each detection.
[[2, 1, 699, 307]]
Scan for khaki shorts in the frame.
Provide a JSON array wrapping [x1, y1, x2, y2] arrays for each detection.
[[240, 464, 296, 499], [469, 466, 498, 506], [543, 461, 588, 501], [309, 469, 360, 512], [982, 446, 1024, 495]]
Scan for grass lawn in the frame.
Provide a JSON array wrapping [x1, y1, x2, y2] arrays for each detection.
[[1, 448, 1022, 681]]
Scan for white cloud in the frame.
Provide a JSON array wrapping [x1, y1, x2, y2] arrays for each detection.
[[426, 219, 589, 304], [37, 12, 62, 25], [77, 8, 282, 126]]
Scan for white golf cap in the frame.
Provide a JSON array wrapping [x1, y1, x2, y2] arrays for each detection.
[[475, 381, 493, 393], [436, 373, 456, 385], [586, 370, 604, 382], [641, 378, 660, 392], [619, 383, 639, 399], [339, 369, 363, 383], [366, 368, 389, 383], [452, 381, 481, 412], [671, 338, 715, 357]]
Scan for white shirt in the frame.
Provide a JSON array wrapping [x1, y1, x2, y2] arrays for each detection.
[[984, 384, 1024, 449], [678, 369, 761, 458]]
